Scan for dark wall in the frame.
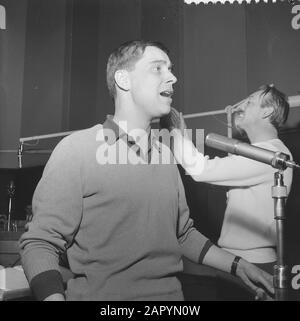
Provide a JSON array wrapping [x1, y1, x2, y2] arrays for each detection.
[[68, 0, 99, 130], [0, 0, 27, 168], [183, 3, 248, 116], [246, 2, 300, 96], [21, 0, 67, 138], [246, 1, 300, 131]]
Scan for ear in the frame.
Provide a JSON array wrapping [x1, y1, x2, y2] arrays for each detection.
[[114, 70, 130, 92], [262, 105, 274, 119]]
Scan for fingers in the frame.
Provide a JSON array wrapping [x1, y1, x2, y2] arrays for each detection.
[[169, 108, 184, 131], [241, 268, 274, 301], [240, 261, 275, 296], [241, 274, 259, 294], [255, 288, 266, 301], [170, 108, 181, 123], [254, 288, 274, 301], [171, 107, 180, 115], [241, 275, 269, 300], [162, 108, 186, 133], [170, 112, 179, 126], [257, 271, 275, 294]]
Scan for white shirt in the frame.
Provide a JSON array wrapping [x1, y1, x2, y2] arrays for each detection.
[[173, 130, 293, 263]]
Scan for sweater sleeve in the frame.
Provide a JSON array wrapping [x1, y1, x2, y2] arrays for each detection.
[[176, 170, 213, 263], [173, 130, 279, 187], [19, 135, 83, 300]]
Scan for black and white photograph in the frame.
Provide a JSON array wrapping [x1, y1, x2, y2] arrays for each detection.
[[0, 0, 300, 306]]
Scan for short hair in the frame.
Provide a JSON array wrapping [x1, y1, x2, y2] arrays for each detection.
[[106, 40, 170, 99], [259, 85, 290, 129]]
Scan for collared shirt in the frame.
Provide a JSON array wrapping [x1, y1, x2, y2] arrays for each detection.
[[100, 115, 161, 165], [172, 130, 293, 263]]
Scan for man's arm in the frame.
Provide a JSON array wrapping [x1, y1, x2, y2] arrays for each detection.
[[176, 170, 274, 299], [172, 127, 277, 186], [19, 135, 83, 301], [176, 170, 213, 263], [161, 108, 278, 186]]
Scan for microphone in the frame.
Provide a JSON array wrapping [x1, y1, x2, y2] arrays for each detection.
[[205, 133, 300, 170]]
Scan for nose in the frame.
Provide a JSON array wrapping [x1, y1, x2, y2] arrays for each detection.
[[167, 70, 177, 84]]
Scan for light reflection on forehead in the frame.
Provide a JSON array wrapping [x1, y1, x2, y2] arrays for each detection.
[[150, 59, 173, 69]]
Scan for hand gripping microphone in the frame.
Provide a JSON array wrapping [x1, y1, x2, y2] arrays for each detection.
[[205, 133, 300, 171]]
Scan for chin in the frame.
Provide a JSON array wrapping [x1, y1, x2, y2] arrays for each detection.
[[161, 104, 171, 116], [150, 104, 171, 120]]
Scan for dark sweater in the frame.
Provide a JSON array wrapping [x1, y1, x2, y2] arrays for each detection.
[[20, 117, 211, 300]]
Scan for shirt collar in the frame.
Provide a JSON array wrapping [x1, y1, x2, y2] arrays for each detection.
[[102, 115, 159, 153], [102, 115, 127, 145]]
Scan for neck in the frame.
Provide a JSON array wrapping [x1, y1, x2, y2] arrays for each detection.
[[246, 124, 278, 144], [113, 98, 151, 140]]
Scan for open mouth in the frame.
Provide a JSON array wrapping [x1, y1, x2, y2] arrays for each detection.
[[160, 90, 173, 98]]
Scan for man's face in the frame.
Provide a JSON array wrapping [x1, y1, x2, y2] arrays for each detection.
[[127, 46, 177, 120], [233, 90, 266, 131]]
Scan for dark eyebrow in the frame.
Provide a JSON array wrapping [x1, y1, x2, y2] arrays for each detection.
[[150, 60, 173, 69]]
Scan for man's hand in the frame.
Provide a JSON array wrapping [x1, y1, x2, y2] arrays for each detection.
[[236, 259, 274, 300], [160, 107, 186, 134]]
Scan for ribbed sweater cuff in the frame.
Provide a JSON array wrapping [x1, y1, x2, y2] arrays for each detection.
[[198, 240, 214, 264], [30, 270, 65, 301]]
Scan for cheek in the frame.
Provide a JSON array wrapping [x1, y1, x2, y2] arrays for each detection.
[[247, 110, 258, 121], [135, 78, 158, 94]]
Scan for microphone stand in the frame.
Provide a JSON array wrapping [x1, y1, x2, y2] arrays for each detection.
[[7, 181, 16, 232], [272, 171, 289, 301]]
